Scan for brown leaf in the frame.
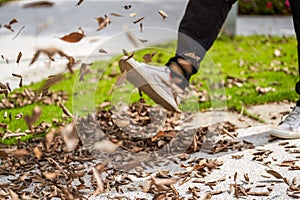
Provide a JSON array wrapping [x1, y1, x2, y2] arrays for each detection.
[[122, 5, 132, 10], [40, 73, 64, 91], [139, 22, 143, 32], [96, 15, 111, 31], [23, 1, 54, 8], [24, 106, 42, 130], [9, 189, 20, 200], [59, 102, 73, 118], [152, 193, 166, 200], [110, 12, 122, 17], [126, 31, 141, 48], [129, 12, 136, 17], [76, 0, 84, 6], [92, 167, 105, 194], [98, 48, 108, 53], [59, 31, 84, 43], [61, 123, 79, 152], [158, 10, 168, 19], [142, 51, 157, 63], [33, 146, 43, 159], [16, 51, 22, 64], [265, 169, 284, 179], [9, 18, 18, 25], [133, 16, 144, 24], [79, 63, 92, 81], [19, 78, 23, 88], [115, 71, 127, 87], [122, 49, 129, 56], [139, 39, 148, 43], [42, 171, 58, 180], [94, 140, 121, 153], [12, 73, 22, 78]]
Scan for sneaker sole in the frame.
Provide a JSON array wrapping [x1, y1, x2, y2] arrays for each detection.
[[270, 128, 300, 139], [119, 56, 179, 112]]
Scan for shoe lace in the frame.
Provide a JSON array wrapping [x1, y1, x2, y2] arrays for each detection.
[[280, 106, 300, 126]]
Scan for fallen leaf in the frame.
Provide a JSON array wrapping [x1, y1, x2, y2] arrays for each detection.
[[61, 123, 79, 152], [42, 171, 58, 180], [33, 146, 43, 159], [94, 140, 121, 153], [8, 189, 20, 200], [274, 49, 281, 57], [265, 169, 284, 179], [92, 167, 104, 195], [158, 10, 168, 19], [59, 31, 84, 43]]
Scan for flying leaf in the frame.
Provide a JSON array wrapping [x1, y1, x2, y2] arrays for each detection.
[[16, 51, 22, 65], [79, 63, 92, 81], [9, 18, 18, 25], [96, 15, 111, 31], [111, 12, 122, 17], [126, 31, 141, 47], [158, 10, 168, 19], [129, 12, 136, 17], [139, 22, 143, 32], [122, 5, 132, 10], [59, 31, 84, 43], [98, 48, 108, 53], [59, 102, 73, 118], [12, 25, 25, 40], [23, 1, 54, 8], [24, 106, 42, 130], [12, 73, 22, 78], [76, 0, 84, 6], [142, 51, 157, 63], [133, 16, 144, 24], [40, 73, 64, 91], [115, 71, 127, 86]]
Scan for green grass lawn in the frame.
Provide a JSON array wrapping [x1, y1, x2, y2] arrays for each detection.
[[0, 35, 298, 144]]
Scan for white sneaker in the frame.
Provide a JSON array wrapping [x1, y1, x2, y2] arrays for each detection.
[[119, 56, 185, 112], [270, 106, 300, 139]]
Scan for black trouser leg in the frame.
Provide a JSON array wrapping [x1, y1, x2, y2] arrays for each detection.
[[167, 0, 237, 82], [289, 0, 300, 102]]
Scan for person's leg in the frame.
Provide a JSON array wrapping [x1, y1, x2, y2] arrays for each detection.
[[167, 0, 237, 82], [270, 0, 300, 139], [119, 0, 237, 111], [290, 0, 300, 97]]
